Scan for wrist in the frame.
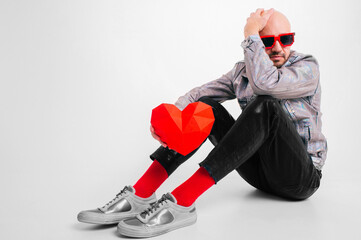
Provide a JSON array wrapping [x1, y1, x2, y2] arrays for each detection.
[[244, 31, 259, 39], [244, 25, 259, 39]]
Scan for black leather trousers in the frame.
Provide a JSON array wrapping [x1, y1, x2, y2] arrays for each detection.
[[150, 95, 322, 200]]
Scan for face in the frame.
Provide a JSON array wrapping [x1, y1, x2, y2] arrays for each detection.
[[259, 11, 292, 68]]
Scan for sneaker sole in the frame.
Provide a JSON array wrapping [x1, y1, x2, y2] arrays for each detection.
[[77, 212, 137, 224], [117, 214, 197, 238]]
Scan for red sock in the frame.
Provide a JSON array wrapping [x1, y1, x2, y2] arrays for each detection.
[[133, 160, 168, 198], [171, 167, 215, 207]]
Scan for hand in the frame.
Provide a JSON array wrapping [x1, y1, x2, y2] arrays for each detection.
[[244, 8, 274, 38], [150, 125, 168, 148]]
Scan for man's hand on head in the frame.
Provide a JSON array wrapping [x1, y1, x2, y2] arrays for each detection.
[[244, 8, 274, 39]]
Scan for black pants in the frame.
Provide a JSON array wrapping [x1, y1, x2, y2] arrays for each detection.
[[150, 96, 321, 200]]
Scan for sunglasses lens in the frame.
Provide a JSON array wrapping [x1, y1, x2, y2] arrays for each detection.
[[261, 37, 274, 48], [280, 34, 294, 46]]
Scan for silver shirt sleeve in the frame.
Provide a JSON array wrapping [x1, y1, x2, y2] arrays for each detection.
[[241, 35, 320, 99], [174, 65, 237, 110]]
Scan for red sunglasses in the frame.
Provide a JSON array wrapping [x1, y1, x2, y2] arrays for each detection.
[[260, 32, 295, 49]]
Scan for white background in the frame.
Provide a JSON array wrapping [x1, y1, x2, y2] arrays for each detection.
[[1, 0, 360, 239]]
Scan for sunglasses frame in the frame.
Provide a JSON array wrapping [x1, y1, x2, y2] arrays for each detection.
[[260, 32, 295, 49]]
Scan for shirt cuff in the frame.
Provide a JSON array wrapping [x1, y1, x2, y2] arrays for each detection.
[[241, 34, 263, 50]]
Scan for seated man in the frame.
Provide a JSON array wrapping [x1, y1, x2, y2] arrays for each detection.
[[77, 8, 327, 238]]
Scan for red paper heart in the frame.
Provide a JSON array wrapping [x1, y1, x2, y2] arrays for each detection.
[[151, 102, 215, 155]]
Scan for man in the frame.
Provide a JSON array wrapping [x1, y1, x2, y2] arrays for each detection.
[[77, 8, 327, 238]]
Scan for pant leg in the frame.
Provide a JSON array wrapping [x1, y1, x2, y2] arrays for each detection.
[[149, 97, 235, 175], [199, 95, 321, 200]]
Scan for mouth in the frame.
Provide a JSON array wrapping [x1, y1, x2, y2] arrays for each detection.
[[270, 55, 283, 60]]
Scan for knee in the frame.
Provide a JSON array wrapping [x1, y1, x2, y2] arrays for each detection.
[[198, 96, 220, 108], [253, 95, 278, 104], [246, 95, 280, 113]]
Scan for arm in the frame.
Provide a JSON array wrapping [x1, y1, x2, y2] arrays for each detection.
[[242, 8, 319, 98], [174, 65, 237, 110], [242, 35, 320, 99], [151, 64, 238, 147], [175, 8, 272, 110]]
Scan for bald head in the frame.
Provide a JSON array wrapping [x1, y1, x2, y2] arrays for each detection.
[[260, 10, 291, 36], [259, 10, 293, 68]]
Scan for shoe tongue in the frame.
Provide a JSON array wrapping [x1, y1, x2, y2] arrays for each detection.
[[138, 193, 176, 220], [165, 193, 176, 203], [126, 185, 134, 193]]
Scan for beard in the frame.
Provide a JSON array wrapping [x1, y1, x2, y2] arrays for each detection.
[[269, 52, 286, 68]]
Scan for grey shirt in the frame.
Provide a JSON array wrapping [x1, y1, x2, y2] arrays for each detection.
[[174, 35, 327, 170]]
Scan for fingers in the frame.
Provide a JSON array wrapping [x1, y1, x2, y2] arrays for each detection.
[[250, 8, 263, 17], [159, 139, 167, 148], [150, 126, 160, 141], [255, 8, 264, 15], [150, 125, 167, 148], [263, 8, 274, 18], [251, 8, 273, 17]]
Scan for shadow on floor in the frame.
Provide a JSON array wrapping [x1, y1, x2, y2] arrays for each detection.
[[243, 188, 311, 202], [244, 189, 288, 201], [72, 222, 118, 231], [73, 222, 135, 238]]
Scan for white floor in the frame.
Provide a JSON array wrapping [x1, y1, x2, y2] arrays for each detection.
[[1, 154, 360, 240]]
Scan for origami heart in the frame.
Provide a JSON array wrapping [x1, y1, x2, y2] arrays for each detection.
[[151, 102, 215, 156]]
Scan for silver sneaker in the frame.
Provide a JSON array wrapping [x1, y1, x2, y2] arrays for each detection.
[[117, 193, 197, 238], [77, 185, 157, 224]]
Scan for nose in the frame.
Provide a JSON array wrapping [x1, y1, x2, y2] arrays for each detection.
[[272, 40, 283, 52]]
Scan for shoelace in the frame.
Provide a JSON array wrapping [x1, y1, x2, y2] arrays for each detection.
[[140, 194, 169, 218], [100, 186, 129, 209]]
